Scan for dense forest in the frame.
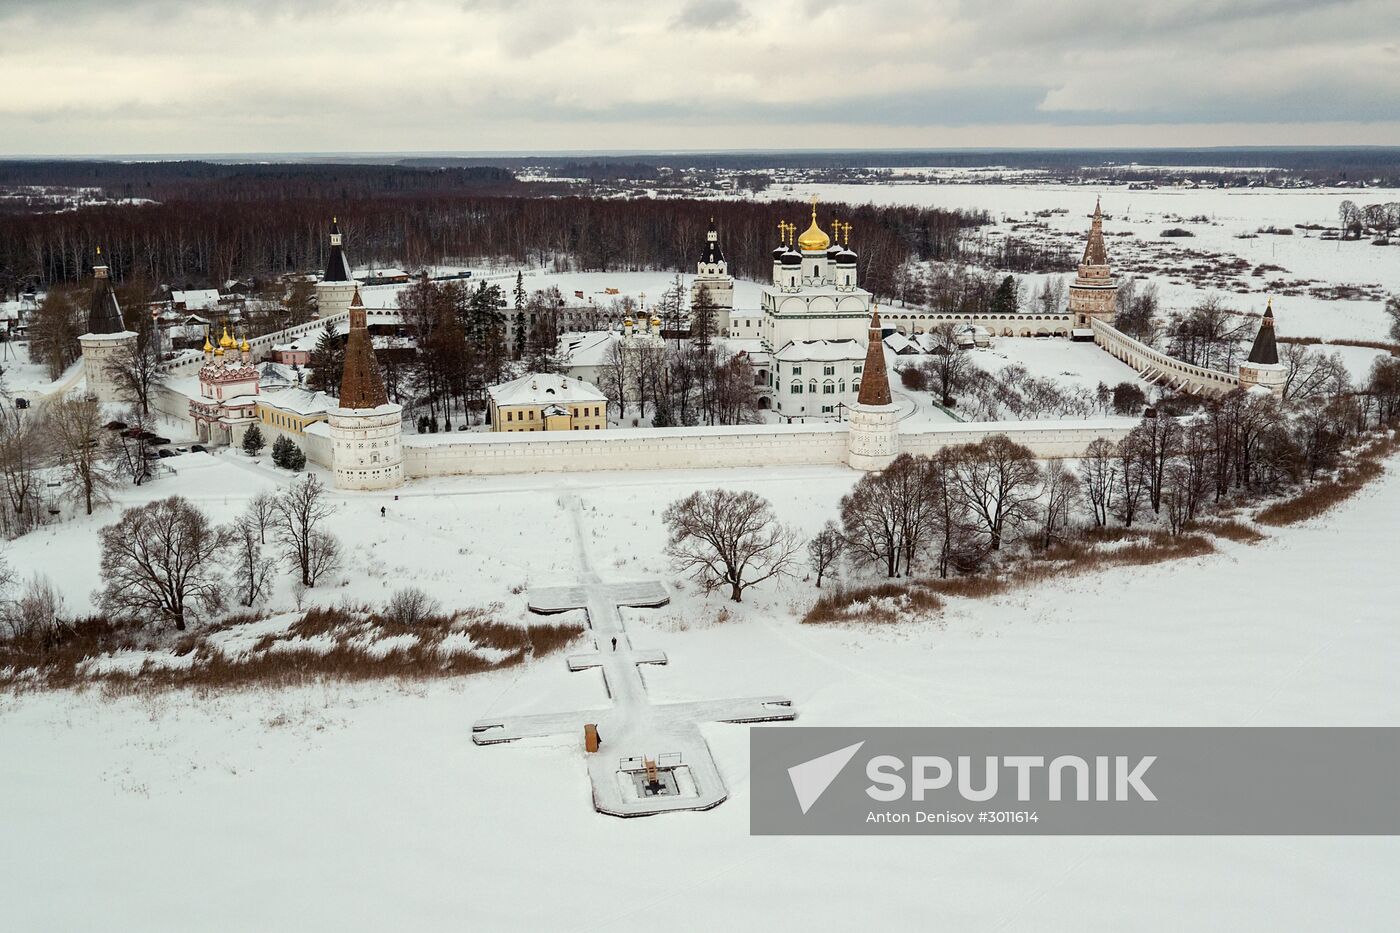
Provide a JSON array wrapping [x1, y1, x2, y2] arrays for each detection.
[[0, 167, 988, 300]]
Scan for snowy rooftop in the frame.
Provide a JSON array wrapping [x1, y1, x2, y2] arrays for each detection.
[[171, 289, 221, 310], [488, 372, 607, 407], [774, 339, 864, 363]]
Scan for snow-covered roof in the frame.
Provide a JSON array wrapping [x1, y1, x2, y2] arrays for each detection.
[[258, 387, 335, 417], [558, 330, 617, 368], [489, 372, 607, 407], [774, 339, 865, 363], [171, 289, 221, 310], [273, 336, 316, 352]]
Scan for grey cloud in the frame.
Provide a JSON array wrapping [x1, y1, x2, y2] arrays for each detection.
[[673, 0, 748, 30]]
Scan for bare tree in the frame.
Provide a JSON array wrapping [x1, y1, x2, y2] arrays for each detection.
[[806, 521, 845, 588], [1037, 459, 1081, 548], [274, 474, 338, 587], [106, 319, 166, 416], [243, 490, 277, 545], [230, 517, 276, 607], [1113, 434, 1148, 527], [48, 392, 115, 515], [382, 587, 441, 625], [1131, 414, 1182, 514], [0, 403, 44, 536], [663, 489, 798, 602], [97, 496, 232, 631], [1281, 344, 1350, 402], [921, 322, 971, 407], [950, 435, 1042, 550], [840, 469, 906, 578], [306, 531, 341, 587], [1078, 437, 1117, 527]]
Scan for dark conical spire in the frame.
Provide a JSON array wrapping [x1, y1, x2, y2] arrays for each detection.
[[701, 218, 724, 265], [1246, 299, 1279, 365], [87, 247, 125, 334], [857, 307, 892, 407], [1081, 198, 1109, 267], [323, 216, 353, 283], [338, 287, 389, 409]]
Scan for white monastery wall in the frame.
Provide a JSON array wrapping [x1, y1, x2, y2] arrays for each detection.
[[401, 419, 1133, 478]]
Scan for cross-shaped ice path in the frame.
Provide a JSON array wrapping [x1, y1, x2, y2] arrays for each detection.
[[471, 495, 796, 817]]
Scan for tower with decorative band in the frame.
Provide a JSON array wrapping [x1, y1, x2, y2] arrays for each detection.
[[328, 286, 404, 490], [690, 219, 734, 335], [1238, 299, 1286, 397], [846, 307, 901, 471], [78, 247, 138, 403], [1068, 199, 1118, 328], [316, 217, 357, 321]]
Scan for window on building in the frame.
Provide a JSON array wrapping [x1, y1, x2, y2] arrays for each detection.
[[853, 365, 863, 374], [791, 383, 803, 395], [823, 365, 835, 376], [792, 366, 802, 375], [823, 382, 836, 394]]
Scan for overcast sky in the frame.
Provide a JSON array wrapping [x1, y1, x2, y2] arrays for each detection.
[[2, 0, 1397, 156]]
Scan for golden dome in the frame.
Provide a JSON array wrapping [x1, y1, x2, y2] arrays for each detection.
[[219, 326, 234, 349], [650, 316, 661, 326], [240, 337, 251, 352], [202, 331, 213, 353], [797, 201, 830, 252]]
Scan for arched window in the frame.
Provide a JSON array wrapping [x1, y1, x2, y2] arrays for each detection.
[[790, 382, 803, 395]]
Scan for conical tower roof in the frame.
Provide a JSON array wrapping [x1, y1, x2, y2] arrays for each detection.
[[87, 248, 125, 334], [1081, 198, 1109, 267], [339, 287, 389, 409], [856, 307, 892, 407], [1246, 300, 1279, 365], [323, 216, 353, 283]]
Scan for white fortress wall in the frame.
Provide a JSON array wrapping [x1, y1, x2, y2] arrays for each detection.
[[900, 419, 1134, 459], [400, 418, 1135, 478], [1091, 318, 1238, 395]]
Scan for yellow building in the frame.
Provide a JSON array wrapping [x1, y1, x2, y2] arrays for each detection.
[[488, 373, 609, 432], [255, 387, 334, 434]]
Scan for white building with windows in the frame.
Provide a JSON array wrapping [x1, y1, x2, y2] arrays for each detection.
[[752, 201, 874, 420], [771, 339, 866, 421]]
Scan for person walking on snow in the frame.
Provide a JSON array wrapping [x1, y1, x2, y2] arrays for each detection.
[[611, 637, 618, 651], [380, 506, 386, 518]]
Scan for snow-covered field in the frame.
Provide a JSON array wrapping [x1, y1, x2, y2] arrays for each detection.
[[4, 446, 1400, 930]]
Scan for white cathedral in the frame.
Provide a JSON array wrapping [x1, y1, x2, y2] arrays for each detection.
[[758, 204, 872, 420]]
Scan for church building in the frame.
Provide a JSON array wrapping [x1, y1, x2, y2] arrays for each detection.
[[690, 220, 734, 336], [754, 201, 874, 420]]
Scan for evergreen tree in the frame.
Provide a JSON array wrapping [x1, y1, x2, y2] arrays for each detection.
[[308, 321, 344, 393], [287, 443, 307, 471], [992, 275, 1018, 314], [690, 288, 717, 351], [513, 271, 526, 311], [513, 311, 526, 360], [241, 423, 266, 457], [271, 434, 294, 468]]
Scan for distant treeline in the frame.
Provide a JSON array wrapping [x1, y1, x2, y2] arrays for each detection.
[[387, 148, 1400, 182], [0, 190, 987, 299], [0, 160, 522, 204]]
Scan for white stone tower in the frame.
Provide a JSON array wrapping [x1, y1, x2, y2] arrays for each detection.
[[77, 247, 138, 403], [1068, 199, 1118, 328], [1238, 300, 1286, 398], [846, 307, 900, 471], [690, 219, 734, 336], [316, 217, 357, 321], [329, 288, 404, 490]]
